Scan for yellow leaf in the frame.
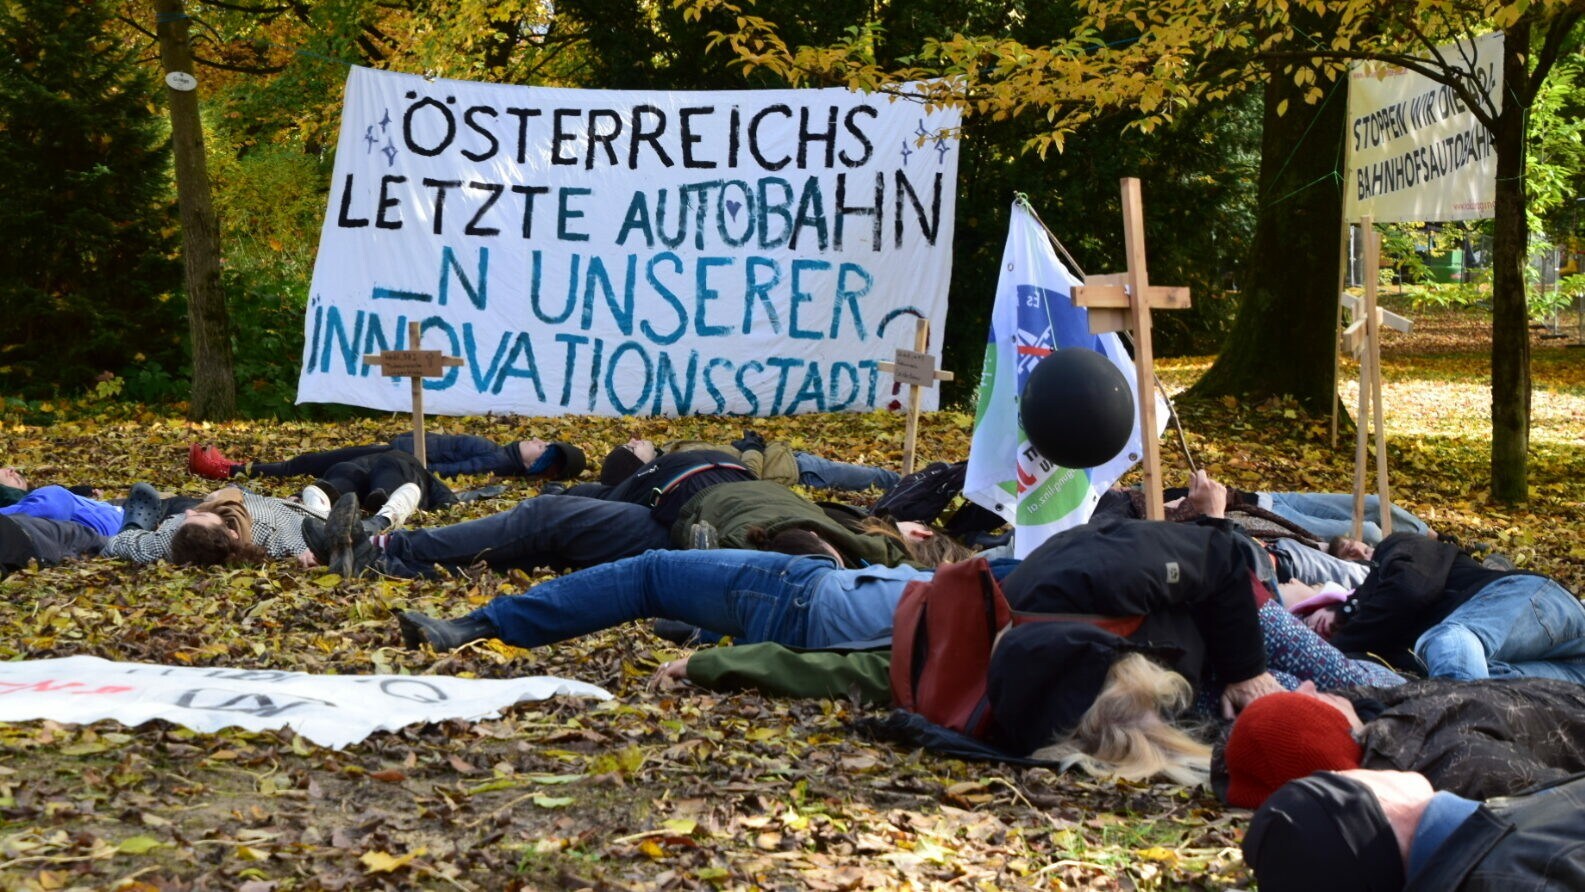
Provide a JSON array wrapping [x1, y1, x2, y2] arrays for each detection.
[[533, 794, 574, 808], [361, 848, 424, 872], [639, 839, 668, 860], [117, 835, 162, 854]]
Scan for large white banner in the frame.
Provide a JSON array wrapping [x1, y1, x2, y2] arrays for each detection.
[[0, 657, 609, 749], [1344, 32, 1502, 223], [964, 201, 1163, 558], [298, 67, 960, 416]]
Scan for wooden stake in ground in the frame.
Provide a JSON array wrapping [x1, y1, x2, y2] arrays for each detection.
[[1344, 219, 1403, 540], [362, 322, 464, 468], [1071, 178, 1190, 520], [878, 317, 954, 475]]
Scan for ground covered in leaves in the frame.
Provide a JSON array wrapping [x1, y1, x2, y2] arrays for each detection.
[[1, 304, 1582, 890]]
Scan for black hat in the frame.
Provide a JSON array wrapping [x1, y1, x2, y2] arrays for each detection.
[[1244, 772, 1405, 892], [600, 445, 646, 486], [547, 442, 586, 480], [986, 622, 1182, 755]]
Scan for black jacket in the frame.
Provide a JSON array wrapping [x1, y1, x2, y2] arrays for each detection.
[[1331, 533, 1531, 670], [1000, 518, 1268, 691], [1408, 771, 1585, 891], [1352, 678, 1585, 801]]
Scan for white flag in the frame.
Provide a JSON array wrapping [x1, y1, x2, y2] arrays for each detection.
[[964, 200, 1165, 557]]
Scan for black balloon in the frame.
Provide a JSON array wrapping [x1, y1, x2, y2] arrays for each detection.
[[1019, 348, 1135, 468]]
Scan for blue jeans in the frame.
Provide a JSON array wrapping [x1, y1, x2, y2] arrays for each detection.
[[476, 550, 837, 648], [795, 453, 900, 492], [0, 486, 122, 536], [1265, 493, 1429, 544], [1415, 575, 1585, 683], [380, 495, 669, 577]]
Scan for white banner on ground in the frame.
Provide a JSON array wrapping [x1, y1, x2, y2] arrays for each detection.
[[0, 656, 610, 749], [297, 67, 961, 417], [964, 201, 1163, 558], [1344, 32, 1502, 223]]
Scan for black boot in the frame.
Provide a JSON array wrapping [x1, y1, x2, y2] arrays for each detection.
[[301, 516, 332, 566], [397, 611, 500, 651], [325, 492, 365, 577]]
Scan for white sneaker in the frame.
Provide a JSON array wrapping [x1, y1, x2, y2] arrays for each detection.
[[301, 484, 332, 517], [375, 482, 422, 530]]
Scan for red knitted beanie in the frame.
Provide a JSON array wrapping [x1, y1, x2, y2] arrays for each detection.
[[1224, 692, 1363, 809]]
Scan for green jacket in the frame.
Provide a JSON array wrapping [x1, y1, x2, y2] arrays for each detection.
[[670, 480, 912, 567], [685, 642, 893, 705], [663, 440, 801, 487]]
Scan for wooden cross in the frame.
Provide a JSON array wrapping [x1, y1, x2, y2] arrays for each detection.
[[1344, 218, 1404, 540], [1070, 178, 1190, 520], [878, 317, 954, 475], [362, 321, 464, 468]]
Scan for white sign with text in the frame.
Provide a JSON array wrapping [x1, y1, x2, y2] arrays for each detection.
[[298, 67, 961, 416]]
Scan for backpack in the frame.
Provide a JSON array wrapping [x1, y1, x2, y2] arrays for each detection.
[[889, 557, 1008, 738], [889, 558, 1145, 739], [871, 461, 966, 523]]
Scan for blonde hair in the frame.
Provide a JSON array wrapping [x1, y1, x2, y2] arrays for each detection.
[[856, 517, 974, 567], [1029, 653, 1212, 787]]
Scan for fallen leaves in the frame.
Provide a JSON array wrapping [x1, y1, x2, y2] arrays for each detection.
[[0, 306, 1579, 888]]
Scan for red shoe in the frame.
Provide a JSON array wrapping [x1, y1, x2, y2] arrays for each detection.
[[188, 444, 236, 480]]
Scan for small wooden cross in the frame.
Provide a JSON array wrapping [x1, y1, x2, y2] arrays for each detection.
[[878, 317, 954, 475], [1070, 178, 1190, 520], [1345, 218, 1401, 540], [363, 321, 465, 468]]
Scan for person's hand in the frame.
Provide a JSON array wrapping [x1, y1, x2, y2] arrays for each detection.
[[647, 655, 692, 692], [296, 549, 318, 569], [1220, 672, 1284, 719], [1304, 606, 1338, 639], [1187, 470, 1228, 518]]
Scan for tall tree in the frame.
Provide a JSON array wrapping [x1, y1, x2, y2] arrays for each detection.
[[0, 0, 184, 398], [153, 0, 236, 419], [684, 0, 1583, 502]]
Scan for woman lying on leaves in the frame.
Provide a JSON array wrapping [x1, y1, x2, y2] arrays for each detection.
[[108, 450, 448, 568], [397, 517, 1402, 784]]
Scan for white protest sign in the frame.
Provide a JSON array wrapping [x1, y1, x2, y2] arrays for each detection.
[[1344, 32, 1502, 223], [298, 67, 961, 417], [0, 656, 610, 750]]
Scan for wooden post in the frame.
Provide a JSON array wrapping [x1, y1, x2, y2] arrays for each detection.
[[878, 317, 954, 475], [362, 321, 464, 468], [1346, 219, 1401, 540], [1071, 178, 1190, 520]]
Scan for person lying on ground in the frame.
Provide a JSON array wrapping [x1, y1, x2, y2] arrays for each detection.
[[1216, 675, 1585, 807], [599, 432, 901, 493], [0, 515, 107, 577], [1243, 769, 1585, 891], [0, 467, 104, 507], [0, 484, 124, 537], [396, 517, 1401, 783], [188, 432, 587, 483], [306, 477, 966, 579], [1304, 530, 1585, 679], [1118, 469, 1433, 545], [108, 453, 436, 568]]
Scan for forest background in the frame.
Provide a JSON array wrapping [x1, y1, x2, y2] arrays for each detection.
[[2, 2, 1580, 462]]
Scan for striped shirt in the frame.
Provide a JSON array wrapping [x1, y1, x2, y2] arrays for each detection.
[[105, 491, 316, 563]]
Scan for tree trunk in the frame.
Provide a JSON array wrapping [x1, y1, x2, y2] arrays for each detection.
[[1187, 64, 1346, 410], [1489, 22, 1532, 503], [153, 0, 236, 420]]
